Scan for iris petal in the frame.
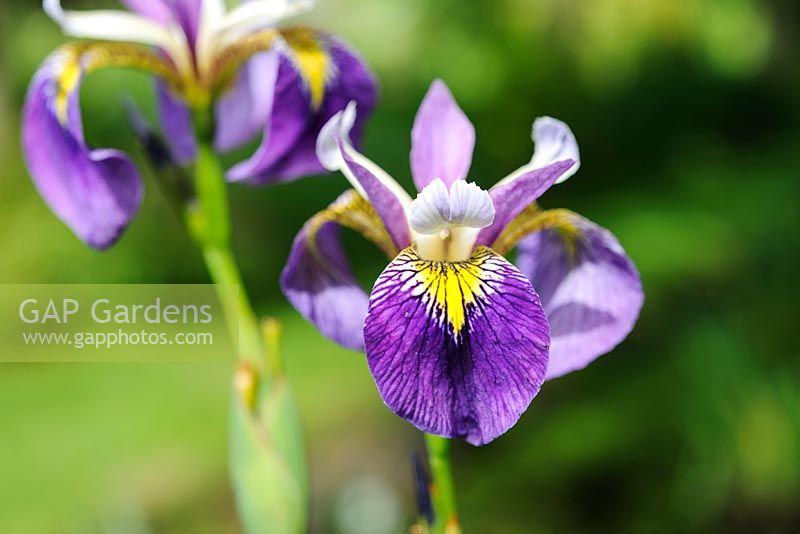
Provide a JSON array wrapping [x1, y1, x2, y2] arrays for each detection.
[[156, 79, 197, 165], [281, 190, 398, 350], [515, 213, 643, 379], [365, 246, 550, 445], [22, 47, 146, 249], [44, 0, 192, 76], [476, 159, 576, 246], [410, 80, 475, 191], [317, 102, 412, 251], [227, 28, 377, 184], [214, 50, 279, 152]]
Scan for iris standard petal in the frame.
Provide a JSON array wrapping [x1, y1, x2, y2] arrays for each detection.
[[364, 246, 550, 446], [515, 213, 643, 379], [214, 50, 279, 152], [476, 159, 576, 246], [167, 0, 202, 48], [22, 48, 144, 249], [410, 79, 475, 191], [281, 190, 398, 350], [227, 28, 377, 184], [119, 0, 172, 25], [156, 79, 197, 165]]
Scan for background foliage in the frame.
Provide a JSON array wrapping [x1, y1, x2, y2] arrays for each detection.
[[0, 0, 798, 532]]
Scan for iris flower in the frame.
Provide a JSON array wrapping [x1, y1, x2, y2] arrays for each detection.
[[282, 81, 643, 445], [23, 0, 376, 249]]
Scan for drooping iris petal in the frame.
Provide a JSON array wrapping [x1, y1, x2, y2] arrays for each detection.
[[155, 79, 197, 165], [214, 51, 279, 152], [515, 214, 643, 379], [365, 246, 550, 446], [476, 159, 576, 246], [282, 221, 367, 350], [227, 29, 377, 184], [44, 0, 193, 76], [22, 48, 143, 249], [281, 190, 398, 350], [410, 79, 475, 191]]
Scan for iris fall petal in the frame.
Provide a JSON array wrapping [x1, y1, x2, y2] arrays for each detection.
[[515, 214, 643, 379], [365, 246, 550, 445]]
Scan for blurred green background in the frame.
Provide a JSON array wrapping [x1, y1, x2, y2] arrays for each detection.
[[1, 0, 799, 532]]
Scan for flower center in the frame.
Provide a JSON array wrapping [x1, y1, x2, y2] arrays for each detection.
[[409, 178, 495, 262]]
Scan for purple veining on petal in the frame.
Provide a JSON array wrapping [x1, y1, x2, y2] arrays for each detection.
[[516, 215, 643, 379], [365, 247, 550, 446], [281, 220, 368, 350], [476, 159, 575, 246], [21, 53, 142, 249], [214, 50, 279, 153], [410, 80, 475, 191], [155, 79, 197, 165], [227, 35, 377, 184]]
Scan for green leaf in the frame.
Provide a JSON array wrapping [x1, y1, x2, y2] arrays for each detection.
[[230, 374, 308, 534]]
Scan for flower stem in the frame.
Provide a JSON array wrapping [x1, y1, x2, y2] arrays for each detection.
[[424, 434, 461, 534], [187, 139, 268, 369]]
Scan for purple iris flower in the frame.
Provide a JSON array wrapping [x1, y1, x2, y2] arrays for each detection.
[[282, 80, 643, 445], [22, 0, 376, 249]]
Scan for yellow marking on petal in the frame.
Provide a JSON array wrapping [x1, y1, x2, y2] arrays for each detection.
[[55, 61, 81, 125], [50, 42, 186, 127], [281, 27, 331, 111], [407, 247, 495, 336], [492, 205, 583, 261]]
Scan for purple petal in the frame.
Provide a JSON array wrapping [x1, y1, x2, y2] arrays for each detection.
[[516, 214, 643, 379], [280, 214, 368, 350], [341, 151, 411, 250], [214, 50, 279, 152], [227, 32, 377, 184], [166, 0, 201, 47], [156, 79, 197, 165], [21, 52, 142, 249], [119, 0, 199, 47], [365, 246, 550, 446], [410, 79, 475, 191], [476, 159, 575, 247], [119, 0, 171, 24]]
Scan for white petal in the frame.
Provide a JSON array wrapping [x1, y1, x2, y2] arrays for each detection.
[[448, 180, 495, 228], [409, 178, 451, 235], [530, 116, 580, 184], [317, 102, 357, 172], [494, 115, 580, 188], [213, 0, 314, 50], [315, 101, 412, 208], [409, 179, 494, 235], [43, 0, 192, 75], [195, 0, 228, 76]]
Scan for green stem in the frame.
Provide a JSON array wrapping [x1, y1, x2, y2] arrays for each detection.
[[201, 246, 262, 366], [186, 119, 267, 370], [425, 434, 461, 534]]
